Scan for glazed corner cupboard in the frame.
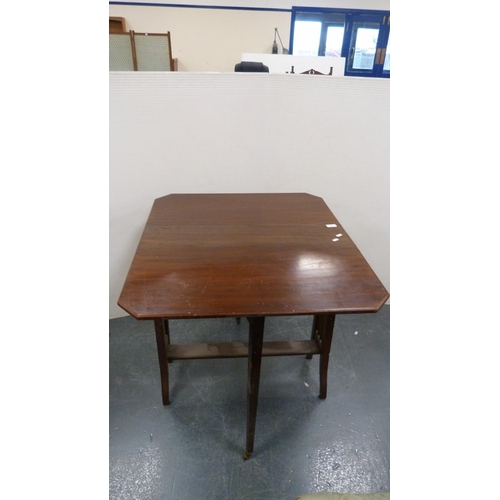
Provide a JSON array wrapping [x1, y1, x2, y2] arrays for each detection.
[[290, 7, 390, 78]]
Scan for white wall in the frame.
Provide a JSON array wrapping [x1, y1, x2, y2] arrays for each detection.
[[110, 72, 389, 319], [109, 5, 290, 72], [110, 1, 390, 10], [109, 1, 390, 72]]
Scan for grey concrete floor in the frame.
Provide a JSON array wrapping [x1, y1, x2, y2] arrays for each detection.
[[109, 305, 389, 500]]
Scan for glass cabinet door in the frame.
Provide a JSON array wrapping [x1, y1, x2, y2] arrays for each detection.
[[291, 11, 347, 58], [381, 33, 391, 76], [343, 14, 390, 78], [324, 24, 346, 57], [293, 20, 322, 56]]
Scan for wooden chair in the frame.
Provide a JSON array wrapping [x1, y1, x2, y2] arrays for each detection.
[[235, 61, 269, 72], [109, 17, 126, 34]]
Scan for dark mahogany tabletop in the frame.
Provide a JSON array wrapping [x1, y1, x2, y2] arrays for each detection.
[[118, 193, 388, 319]]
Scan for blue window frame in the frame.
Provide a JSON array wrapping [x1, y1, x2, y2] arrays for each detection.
[[290, 7, 390, 78]]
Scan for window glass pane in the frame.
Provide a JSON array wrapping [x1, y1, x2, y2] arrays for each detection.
[[325, 26, 344, 57], [350, 23, 380, 70], [293, 21, 321, 56], [383, 33, 391, 72]]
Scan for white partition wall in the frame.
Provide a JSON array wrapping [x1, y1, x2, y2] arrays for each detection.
[[109, 72, 389, 318]]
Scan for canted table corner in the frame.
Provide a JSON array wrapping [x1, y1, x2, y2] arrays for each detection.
[[118, 193, 388, 459]]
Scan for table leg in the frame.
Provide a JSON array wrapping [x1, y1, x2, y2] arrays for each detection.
[[163, 319, 173, 363], [154, 318, 170, 405], [243, 316, 265, 460], [318, 314, 336, 399], [306, 315, 319, 360]]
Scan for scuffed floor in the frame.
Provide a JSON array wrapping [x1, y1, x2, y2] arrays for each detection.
[[109, 306, 389, 500]]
